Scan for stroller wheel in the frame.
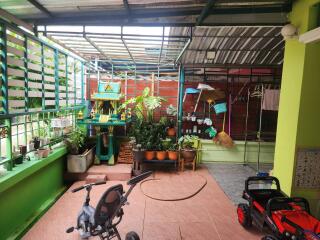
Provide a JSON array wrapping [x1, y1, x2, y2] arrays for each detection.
[[261, 236, 279, 240], [237, 203, 252, 228], [125, 231, 140, 240]]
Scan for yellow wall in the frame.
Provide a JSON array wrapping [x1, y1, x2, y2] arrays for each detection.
[[274, 0, 320, 217]]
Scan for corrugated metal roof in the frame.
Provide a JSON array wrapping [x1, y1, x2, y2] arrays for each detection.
[[170, 26, 284, 66], [0, 0, 291, 26]]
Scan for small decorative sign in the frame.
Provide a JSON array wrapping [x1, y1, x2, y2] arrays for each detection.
[[294, 148, 320, 189]]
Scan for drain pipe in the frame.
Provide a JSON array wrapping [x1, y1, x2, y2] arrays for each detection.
[[177, 65, 185, 139]]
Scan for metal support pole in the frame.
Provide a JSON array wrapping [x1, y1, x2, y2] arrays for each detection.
[[243, 89, 250, 165], [111, 64, 114, 81], [81, 62, 84, 103], [257, 84, 264, 172], [177, 65, 185, 139]]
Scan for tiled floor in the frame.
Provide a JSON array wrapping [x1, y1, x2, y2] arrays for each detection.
[[23, 166, 263, 240]]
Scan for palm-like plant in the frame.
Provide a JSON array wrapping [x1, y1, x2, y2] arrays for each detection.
[[119, 87, 165, 122]]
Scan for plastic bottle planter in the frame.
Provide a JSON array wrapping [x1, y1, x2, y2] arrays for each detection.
[[213, 102, 227, 115], [28, 142, 34, 152]]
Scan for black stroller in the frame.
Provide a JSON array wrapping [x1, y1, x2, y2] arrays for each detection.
[[67, 171, 153, 240]]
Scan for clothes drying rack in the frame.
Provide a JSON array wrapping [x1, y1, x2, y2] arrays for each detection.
[[243, 83, 279, 173]]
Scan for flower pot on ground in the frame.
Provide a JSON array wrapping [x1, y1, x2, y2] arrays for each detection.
[[156, 151, 167, 161], [67, 147, 95, 173], [65, 127, 95, 173], [145, 151, 156, 160]]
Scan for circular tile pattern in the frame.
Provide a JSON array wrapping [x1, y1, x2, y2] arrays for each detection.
[[140, 173, 207, 201]]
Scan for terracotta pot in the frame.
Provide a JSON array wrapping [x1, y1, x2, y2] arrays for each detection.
[[167, 151, 178, 161], [38, 148, 50, 158], [167, 127, 176, 136], [181, 149, 196, 162], [144, 151, 156, 160], [156, 151, 167, 161]]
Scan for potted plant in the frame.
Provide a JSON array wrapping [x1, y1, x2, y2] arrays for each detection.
[[133, 143, 145, 162], [145, 141, 157, 160], [37, 147, 50, 158], [129, 120, 146, 162], [178, 135, 199, 162], [159, 117, 176, 137], [167, 142, 178, 161], [39, 128, 49, 147], [167, 118, 176, 137], [65, 127, 95, 173], [32, 136, 40, 150], [156, 142, 167, 161]]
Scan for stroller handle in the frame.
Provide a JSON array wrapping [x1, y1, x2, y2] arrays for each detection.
[[71, 180, 107, 193], [127, 171, 152, 186]]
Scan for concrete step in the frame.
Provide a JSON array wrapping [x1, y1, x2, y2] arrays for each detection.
[[85, 174, 107, 184], [64, 164, 132, 182], [87, 164, 132, 181]]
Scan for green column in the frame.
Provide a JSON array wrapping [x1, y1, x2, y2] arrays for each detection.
[[273, 0, 320, 218]]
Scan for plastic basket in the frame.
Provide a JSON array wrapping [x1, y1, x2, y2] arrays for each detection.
[[213, 102, 227, 114]]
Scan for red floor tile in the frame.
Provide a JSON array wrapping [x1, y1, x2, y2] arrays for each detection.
[[22, 166, 262, 240]]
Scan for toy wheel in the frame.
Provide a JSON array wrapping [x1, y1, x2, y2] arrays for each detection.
[[237, 203, 252, 228], [125, 231, 140, 240], [261, 236, 279, 240]]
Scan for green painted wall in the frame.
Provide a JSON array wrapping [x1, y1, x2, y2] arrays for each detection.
[[201, 140, 274, 164], [274, 0, 320, 217], [0, 148, 67, 240]]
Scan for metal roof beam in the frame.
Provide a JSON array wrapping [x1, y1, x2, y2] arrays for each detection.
[[121, 27, 136, 65], [196, 0, 216, 26], [84, 34, 113, 64], [27, 0, 53, 18], [28, 6, 290, 26], [158, 27, 165, 67], [123, 0, 132, 19], [183, 63, 281, 68]]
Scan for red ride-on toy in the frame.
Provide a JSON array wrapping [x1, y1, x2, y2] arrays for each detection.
[[237, 176, 320, 240]]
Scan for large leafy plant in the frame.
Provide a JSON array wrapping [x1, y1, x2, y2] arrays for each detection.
[[178, 135, 199, 150], [65, 127, 86, 154], [129, 119, 167, 151], [119, 87, 166, 122]]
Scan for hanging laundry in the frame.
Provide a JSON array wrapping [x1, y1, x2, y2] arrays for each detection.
[[262, 89, 280, 111]]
